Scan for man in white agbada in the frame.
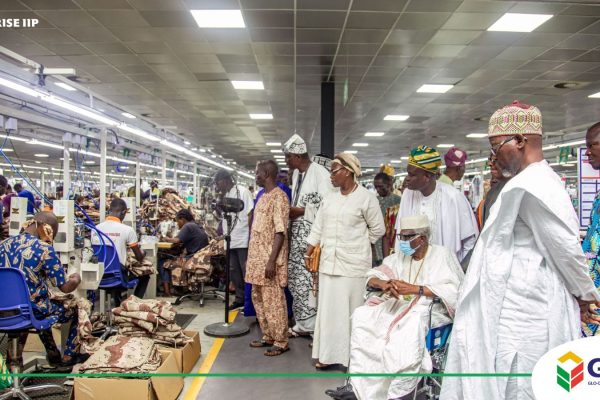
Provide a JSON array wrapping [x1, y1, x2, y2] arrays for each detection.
[[440, 101, 600, 400], [283, 134, 334, 335], [394, 145, 478, 263], [325, 215, 463, 400]]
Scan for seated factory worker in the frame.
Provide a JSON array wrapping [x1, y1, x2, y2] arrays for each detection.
[[92, 198, 147, 303], [0, 212, 82, 369], [160, 209, 209, 296]]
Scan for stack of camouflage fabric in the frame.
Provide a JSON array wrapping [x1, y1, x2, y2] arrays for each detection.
[[113, 296, 191, 347], [171, 239, 224, 290], [139, 192, 189, 221], [78, 335, 161, 374], [126, 252, 156, 277]]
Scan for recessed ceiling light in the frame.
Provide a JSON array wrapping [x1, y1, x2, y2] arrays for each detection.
[[211, 155, 216, 158], [270, 149, 282, 153], [466, 133, 488, 138], [190, 10, 246, 28], [250, 113, 273, 120], [1, 148, 12, 152], [232, 81, 264, 90], [437, 144, 454, 148], [353, 143, 369, 147], [266, 142, 281, 146], [274, 155, 285, 159], [122, 112, 136, 119], [184, 140, 191, 145], [199, 149, 206, 152], [344, 150, 358, 154], [390, 160, 402, 163], [54, 82, 76, 91], [589, 92, 600, 98], [34, 153, 49, 158], [417, 84, 454, 94], [84, 160, 95, 164], [401, 156, 409, 160], [487, 13, 553, 33], [35, 161, 41, 164], [384, 115, 409, 121], [365, 132, 384, 137]]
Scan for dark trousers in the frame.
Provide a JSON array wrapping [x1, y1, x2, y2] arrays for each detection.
[[229, 248, 248, 304], [111, 274, 151, 306]]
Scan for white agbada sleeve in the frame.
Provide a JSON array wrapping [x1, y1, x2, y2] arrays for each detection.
[[306, 195, 326, 247], [364, 192, 386, 244], [520, 192, 600, 302]]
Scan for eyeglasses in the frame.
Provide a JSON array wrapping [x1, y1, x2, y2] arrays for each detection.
[[397, 233, 420, 241], [490, 136, 516, 157], [330, 168, 345, 176]]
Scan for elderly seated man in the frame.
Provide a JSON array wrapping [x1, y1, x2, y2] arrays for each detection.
[[326, 215, 464, 400], [0, 212, 82, 368]]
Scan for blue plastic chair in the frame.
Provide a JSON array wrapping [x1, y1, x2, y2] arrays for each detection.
[[93, 244, 138, 293], [93, 244, 139, 340], [0, 268, 65, 399]]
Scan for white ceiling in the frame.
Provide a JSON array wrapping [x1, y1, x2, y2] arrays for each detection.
[[0, 0, 599, 171]]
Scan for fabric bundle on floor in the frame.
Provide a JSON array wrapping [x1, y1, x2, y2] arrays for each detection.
[[126, 253, 156, 277], [112, 296, 191, 347], [170, 239, 224, 290], [78, 335, 161, 374]]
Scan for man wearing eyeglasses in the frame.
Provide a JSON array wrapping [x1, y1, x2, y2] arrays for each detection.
[[441, 101, 600, 400]]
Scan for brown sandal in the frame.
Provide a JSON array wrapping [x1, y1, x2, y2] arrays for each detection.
[[264, 346, 290, 356], [315, 362, 334, 370], [250, 340, 274, 348]]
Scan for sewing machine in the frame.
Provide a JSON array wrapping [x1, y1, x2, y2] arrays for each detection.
[[8, 196, 29, 237]]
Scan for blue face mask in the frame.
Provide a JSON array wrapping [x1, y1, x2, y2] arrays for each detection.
[[398, 235, 421, 256]]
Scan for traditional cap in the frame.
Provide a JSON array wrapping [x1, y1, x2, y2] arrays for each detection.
[[444, 147, 467, 167], [399, 215, 429, 230], [488, 100, 542, 137], [408, 145, 442, 174], [283, 134, 308, 154], [333, 152, 362, 179], [379, 164, 395, 177]]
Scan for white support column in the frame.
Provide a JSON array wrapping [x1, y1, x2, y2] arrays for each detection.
[[62, 148, 70, 200], [135, 161, 141, 207], [161, 150, 167, 188], [100, 129, 107, 222], [174, 169, 178, 191], [193, 164, 198, 206], [40, 172, 45, 207]]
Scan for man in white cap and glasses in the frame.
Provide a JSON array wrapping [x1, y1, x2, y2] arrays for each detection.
[[325, 214, 463, 400], [283, 134, 334, 337], [441, 101, 600, 400]]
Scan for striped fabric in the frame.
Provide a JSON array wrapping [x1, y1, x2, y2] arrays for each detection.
[[408, 145, 442, 174]]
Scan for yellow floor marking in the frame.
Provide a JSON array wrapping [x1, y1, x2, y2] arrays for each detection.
[[183, 310, 239, 400]]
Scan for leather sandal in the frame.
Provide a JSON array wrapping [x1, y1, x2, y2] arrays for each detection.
[[249, 340, 274, 348], [264, 346, 290, 356]]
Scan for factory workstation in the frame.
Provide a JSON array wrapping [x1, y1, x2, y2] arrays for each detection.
[[1, 1, 600, 400]]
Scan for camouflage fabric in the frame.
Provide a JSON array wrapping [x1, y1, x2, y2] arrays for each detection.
[[126, 253, 156, 277], [113, 296, 191, 347], [173, 239, 224, 290], [79, 335, 161, 374]]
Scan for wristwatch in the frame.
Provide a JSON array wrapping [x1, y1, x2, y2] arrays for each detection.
[[418, 286, 424, 296]]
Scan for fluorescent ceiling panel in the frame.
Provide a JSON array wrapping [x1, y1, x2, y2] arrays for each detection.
[[487, 13, 553, 33], [417, 84, 453, 94], [250, 113, 273, 120], [384, 115, 409, 121], [365, 132, 384, 137], [190, 10, 245, 28], [466, 133, 488, 138], [232, 80, 264, 90]]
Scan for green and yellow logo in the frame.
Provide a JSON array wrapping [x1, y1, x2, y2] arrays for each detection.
[[557, 351, 584, 392]]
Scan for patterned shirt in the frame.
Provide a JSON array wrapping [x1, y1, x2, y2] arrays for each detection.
[[374, 193, 401, 262], [246, 187, 290, 287], [582, 193, 600, 336], [0, 233, 66, 315]]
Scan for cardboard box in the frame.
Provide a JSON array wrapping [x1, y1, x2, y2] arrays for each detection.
[[159, 330, 201, 373], [74, 350, 182, 400]]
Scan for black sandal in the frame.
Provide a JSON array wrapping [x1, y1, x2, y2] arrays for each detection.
[[250, 340, 274, 348], [264, 346, 290, 356], [315, 362, 335, 370]]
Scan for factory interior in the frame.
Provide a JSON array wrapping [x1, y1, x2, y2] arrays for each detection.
[[0, 1, 599, 400]]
